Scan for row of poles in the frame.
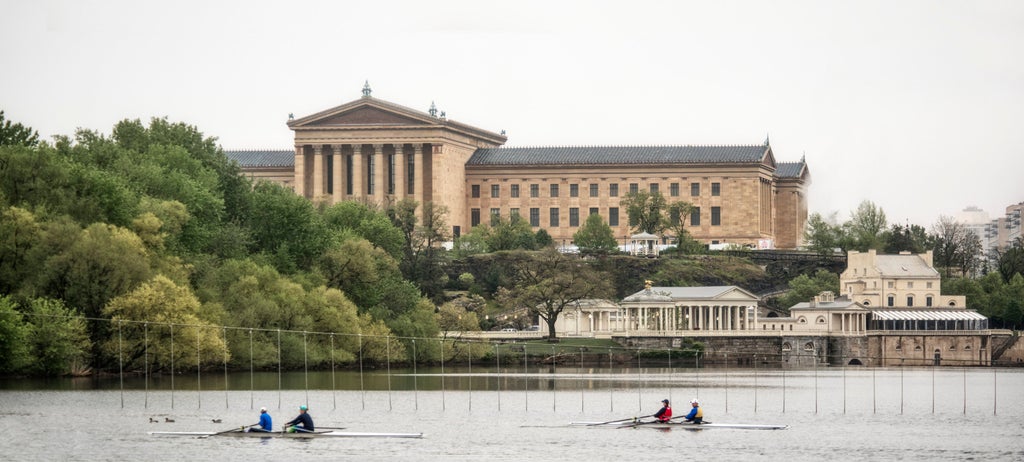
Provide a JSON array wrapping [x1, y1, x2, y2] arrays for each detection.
[[44, 315, 1013, 416]]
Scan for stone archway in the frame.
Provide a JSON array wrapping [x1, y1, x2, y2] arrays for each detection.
[[847, 358, 863, 366]]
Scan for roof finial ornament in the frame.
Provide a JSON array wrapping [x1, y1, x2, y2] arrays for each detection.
[[764, 133, 770, 146], [429, 101, 438, 118], [644, 279, 653, 291], [362, 80, 372, 97], [288, 113, 294, 121]]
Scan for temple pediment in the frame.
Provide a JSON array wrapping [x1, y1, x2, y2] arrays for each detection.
[[289, 98, 439, 129]]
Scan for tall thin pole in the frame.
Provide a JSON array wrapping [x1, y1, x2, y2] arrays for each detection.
[[197, 327, 201, 410], [468, 342, 473, 413], [496, 344, 501, 412], [359, 335, 365, 411], [636, 348, 642, 412], [608, 347, 614, 412], [386, 336, 393, 412], [303, 332, 309, 407], [440, 338, 446, 411], [412, 339, 418, 411], [144, 323, 149, 409], [724, 353, 728, 414], [753, 354, 758, 413], [118, 321, 124, 409], [330, 334, 336, 411], [171, 324, 175, 410], [223, 327, 229, 409], [551, 345, 557, 412], [249, 329, 254, 410], [523, 343, 528, 412], [277, 329, 282, 411]]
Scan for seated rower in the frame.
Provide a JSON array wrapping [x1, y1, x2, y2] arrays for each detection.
[[653, 399, 672, 423], [284, 405, 315, 433], [247, 407, 272, 432], [683, 398, 703, 424]]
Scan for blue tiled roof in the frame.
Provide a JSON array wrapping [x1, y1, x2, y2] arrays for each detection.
[[225, 150, 294, 168], [776, 161, 805, 178], [467, 145, 769, 166]]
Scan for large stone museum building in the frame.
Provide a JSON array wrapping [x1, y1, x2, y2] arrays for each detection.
[[226, 85, 811, 248]]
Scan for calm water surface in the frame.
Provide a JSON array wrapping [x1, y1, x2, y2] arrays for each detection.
[[1, 367, 1022, 461]]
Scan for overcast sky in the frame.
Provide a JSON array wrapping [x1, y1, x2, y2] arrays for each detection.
[[3, 0, 1022, 227]]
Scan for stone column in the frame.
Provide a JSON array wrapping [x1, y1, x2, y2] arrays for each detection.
[[372, 144, 385, 199], [312, 145, 324, 201], [394, 143, 406, 198], [332, 144, 345, 203], [412, 144, 424, 204], [352, 145, 365, 197], [294, 145, 306, 198]]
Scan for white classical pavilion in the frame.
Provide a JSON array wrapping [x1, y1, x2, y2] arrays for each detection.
[[617, 282, 760, 334]]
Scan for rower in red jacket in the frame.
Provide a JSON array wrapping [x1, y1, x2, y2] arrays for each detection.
[[653, 399, 672, 422]]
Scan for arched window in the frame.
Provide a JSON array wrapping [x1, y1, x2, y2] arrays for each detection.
[[949, 345, 956, 351], [914, 345, 922, 351], [782, 342, 792, 351], [949, 301, 957, 307], [816, 316, 827, 324], [862, 300, 871, 306], [803, 342, 814, 351], [964, 345, 972, 351], [798, 316, 807, 324]]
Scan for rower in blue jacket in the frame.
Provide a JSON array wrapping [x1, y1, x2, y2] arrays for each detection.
[[683, 398, 703, 424], [248, 407, 272, 432]]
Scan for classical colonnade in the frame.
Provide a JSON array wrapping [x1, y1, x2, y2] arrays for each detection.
[[293, 143, 434, 203], [617, 304, 758, 333]]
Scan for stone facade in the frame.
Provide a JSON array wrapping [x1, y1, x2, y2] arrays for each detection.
[[227, 87, 811, 249]]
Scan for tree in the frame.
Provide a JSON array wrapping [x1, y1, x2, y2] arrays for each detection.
[[485, 215, 537, 252], [496, 249, 612, 339], [25, 298, 91, 376], [882, 223, 931, 254], [776, 270, 840, 310], [0, 110, 39, 147], [931, 215, 982, 277], [0, 206, 42, 294], [621, 190, 667, 235], [0, 296, 31, 373], [247, 182, 331, 272], [997, 238, 1024, 283], [803, 212, 844, 254], [573, 213, 618, 256], [846, 200, 887, 251], [102, 275, 228, 372], [664, 201, 702, 253]]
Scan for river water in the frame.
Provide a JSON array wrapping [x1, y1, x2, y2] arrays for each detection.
[[1, 367, 1023, 461]]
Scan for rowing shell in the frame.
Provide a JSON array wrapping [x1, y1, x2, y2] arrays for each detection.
[[149, 430, 424, 438], [570, 421, 789, 430]]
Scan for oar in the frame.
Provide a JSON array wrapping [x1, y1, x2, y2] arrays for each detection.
[[315, 426, 347, 430], [200, 423, 260, 438], [587, 415, 653, 426]]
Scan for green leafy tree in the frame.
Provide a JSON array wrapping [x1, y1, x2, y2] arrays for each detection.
[[882, 223, 931, 254], [25, 298, 91, 376], [0, 206, 42, 294], [486, 215, 538, 251], [573, 213, 618, 256], [102, 275, 228, 372], [664, 201, 703, 253], [248, 182, 330, 272], [496, 249, 612, 339], [997, 238, 1024, 283], [803, 212, 844, 254], [0, 110, 39, 147], [846, 200, 887, 251], [621, 190, 667, 235], [776, 269, 840, 310], [0, 296, 31, 373]]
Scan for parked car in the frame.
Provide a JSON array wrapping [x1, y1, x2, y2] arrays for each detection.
[[501, 328, 516, 332], [524, 325, 541, 331]]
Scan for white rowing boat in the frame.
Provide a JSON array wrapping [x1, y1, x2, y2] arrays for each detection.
[[149, 430, 424, 438], [570, 421, 789, 430]]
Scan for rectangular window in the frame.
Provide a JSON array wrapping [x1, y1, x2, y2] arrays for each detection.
[[589, 207, 599, 216], [530, 184, 539, 198], [346, 154, 354, 195], [471, 208, 480, 227], [386, 154, 393, 194], [711, 182, 721, 196], [907, 282, 914, 289], [649, 183, 659, 194], [609, 183, 619, 197], [907, 296, 914, 307], [511, 184, 520, 198], [367, 155, 375, 195], [887, 296, 895, 307], [926, 296, 933, 307], [629, 183, 639, 194], [569, 208, 580, 226], [510, 208, 520, 219], [549, 208, 560, 227], [491, 184, 500, 198], [406, 155, 415, 193], [529, 208, 540, 227], [690, 207, 701, 226], [609, 207, 619, 226], [550, 184, 559, 197], [569, 184, 579, 197], [670, 183, 679, 197], [926, 282, 933, 289], [711, 206, 721, 226], [490, 208, 500, 226], [471, 185, 480, 198], [887, 281, 894, 289], [690, 182, 700, 196], [589, 184, 599, 197], [670, 209, 680, 225]]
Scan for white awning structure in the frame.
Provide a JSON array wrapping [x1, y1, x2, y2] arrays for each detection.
[[868, 310, 989, 331], [871, 310, 987, 321]]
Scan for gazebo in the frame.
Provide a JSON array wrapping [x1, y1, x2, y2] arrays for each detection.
[[629, 232, 661, 257]]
